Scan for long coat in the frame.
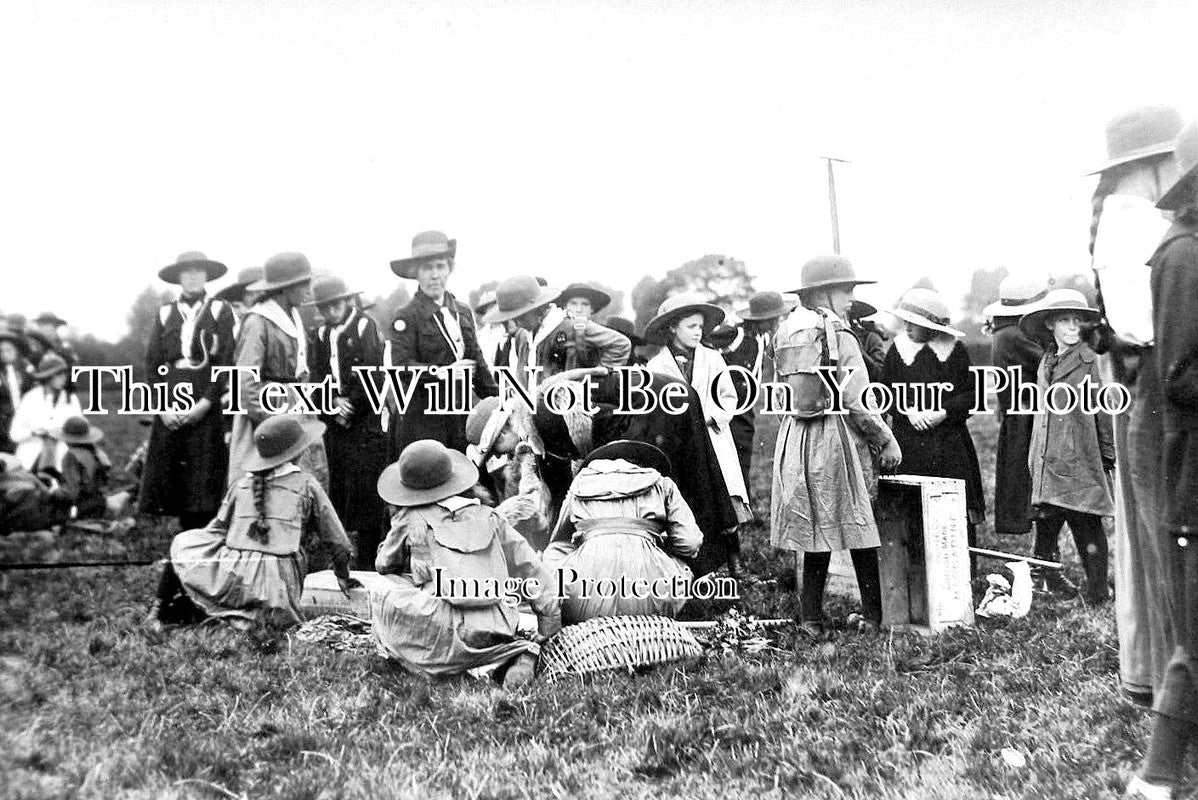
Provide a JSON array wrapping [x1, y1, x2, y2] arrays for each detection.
[[139, 294, 236, 517], [991, 319, 1044, 534], [384, 290, 497, 457], [1027, 342, 1115, 517]]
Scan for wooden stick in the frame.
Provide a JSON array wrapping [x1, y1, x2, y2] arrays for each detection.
[[969, 546, 1063, 570]]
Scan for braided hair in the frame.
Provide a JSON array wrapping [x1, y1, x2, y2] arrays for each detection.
[[247, 470, 271, 544]]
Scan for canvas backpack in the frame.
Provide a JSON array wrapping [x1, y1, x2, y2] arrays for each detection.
[[411, 506, 512, 609], [772, 307, 843, 419]]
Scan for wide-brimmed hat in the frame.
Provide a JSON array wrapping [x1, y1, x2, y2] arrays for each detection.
[[1018, 289, 1100, 339], [32, 353, 69, 380], [1088, 105, 1183, 176], [0, 325, 28, 355], [604, 316, 644, 346], [159, 251, 228, 284], [1159, 118, 1198, 211], [555, 283, 611, 313], [247, 252, 314, 294], [643, 293, 725, 345], [305, 275, 362, 307], [377, 440, 480, 507], [847, 299, 879, 320], [704, 323, 739, 350], [474, 289, 498, 317], [791, 255, 876, 294], [390, 231, 458, 279], [35, 312, 67, 328], [50, 416, 104, 446], [982, 276, 1051, 318], [889, 288, 965, 338], [214, 266, 265, 303], [243, 416, 326, 473], [481, 276, 561, 325], [580, 440, 673, 479], [738, 290, 797, 321]]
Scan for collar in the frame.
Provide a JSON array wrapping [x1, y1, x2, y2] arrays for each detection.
[[415, 290, 455, 314], [436, 495, 480, 513], [892, 330, 957, 366], [178, 292, 207, 307], [1051, 341, 1095, 369], [533, 306, 568, 348]]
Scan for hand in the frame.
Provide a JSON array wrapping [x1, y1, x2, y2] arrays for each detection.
[[921, 409, 947, 429], [534, 615, 561, 643], [878, 439, 902, 471], [180, 398, 213, 427], [337, 575, 363, 596], [159, 412, 182, 431]]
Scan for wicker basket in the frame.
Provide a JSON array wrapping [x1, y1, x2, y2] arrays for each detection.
[[538, 615, 703, 678]]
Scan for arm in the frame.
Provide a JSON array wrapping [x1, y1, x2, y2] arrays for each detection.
[[145, 306, 167, 379], [660, 477, 703, 559], [9, 392, 37, 447], [707, 350, 737, 426], [49, 451, 81, 508], [1157, 237, 1198, 411], [375, 513, 411, 575], [309, 478, 353, 581], [584, 321, 631, 370], [1090, 360, 1116, 469], [347, 318, 384, 414], [548, 490, 578, 545]]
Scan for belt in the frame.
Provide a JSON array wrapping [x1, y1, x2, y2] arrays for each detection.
[[576, 516, 665, 544]]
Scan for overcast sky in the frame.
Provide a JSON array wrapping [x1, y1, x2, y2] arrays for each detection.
[[2, 0, 1195, 340]]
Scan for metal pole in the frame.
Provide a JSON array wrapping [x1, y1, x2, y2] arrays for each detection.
[[820, 156, 850, 255]]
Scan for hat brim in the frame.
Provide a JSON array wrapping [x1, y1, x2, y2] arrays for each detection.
[[376, 449, 480, 507], [0, 330, 28, 353], [36, 315, 67, 327], [242, 420, 327, 472], [51, 426, 104, 445], [1157, 165, 1198, 211], [555, 287, 611, 313], [305, 290, 362, 307], [792, 278, 877, 293], [982, 297, 1045, 318], [33, 363, 69, 380], [579, 440, 673, 479], [887, 307, 965, 338], [246, 274, 313, 294], [739, 299, 798, 320], [481, 286, 563, 325], [1086, 141, 1177, 176], [390, 241, 459, 279], [643, 303, 725, 345], [158, 260, 228, 285], [1018, 306, 1101, 338]]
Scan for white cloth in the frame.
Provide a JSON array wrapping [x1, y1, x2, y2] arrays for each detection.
[[436, 495, 481, 513], [3, 365, 23, 410], [326, 308, 358, 390], [528, 307, 567, 371], [177, 297, 202, 364], [753, 332, 769, 381], [1091, 193, 1171, 346], [10, 387, 82, 470], [249, 299, 309, 379], [437, 305, 466, 361]]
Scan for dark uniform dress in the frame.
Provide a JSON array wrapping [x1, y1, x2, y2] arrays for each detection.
[[990, 318, 1043, 535], [310, 307, 389, 567], [139, 294, 236, 527], [385, 290, 498, 458]]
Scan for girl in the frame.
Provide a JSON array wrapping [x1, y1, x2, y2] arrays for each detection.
[[882, 288, 986, 573], [543, 440, 703, 623], [371, 440, 561, 689], [10, 354, 82, 472], [48, 416, 113, 521], [1021, 289, 1115, 604], [0, 325, 32, 454], [150, 415, 353, 629]]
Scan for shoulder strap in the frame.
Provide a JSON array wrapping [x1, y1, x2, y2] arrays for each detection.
[[209, 299, 226, 321], [158, 305, 172, 326], [357, 316, 370, 337]]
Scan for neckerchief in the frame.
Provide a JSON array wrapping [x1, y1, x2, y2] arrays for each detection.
[[249, 298, 309, 379], [529, 306, 567, 369]]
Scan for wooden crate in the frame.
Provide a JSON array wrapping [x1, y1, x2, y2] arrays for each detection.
[[826, 474, 974, 634], [299, 570, 397, 620]]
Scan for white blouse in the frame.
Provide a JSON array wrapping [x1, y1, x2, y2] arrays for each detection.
[[10, 387, 83, 470]]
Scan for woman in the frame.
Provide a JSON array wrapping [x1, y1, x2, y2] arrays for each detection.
[[371, 440, 561, 689], [139, 251, 237, 530], [543, 440, 702, 623], [9, 354, 82, 471], [150, 416, 353, 630], [645, 293, 752, 525], [0, 325, 32, 454], [771, 256, 901, 634], [226, 252, 329, 490]]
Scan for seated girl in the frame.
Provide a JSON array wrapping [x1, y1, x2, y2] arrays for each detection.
[[149, 416, 354, 630], [371, 440, 561, 690], [543, 440, 703, 624], [46, 416, 112, 521]]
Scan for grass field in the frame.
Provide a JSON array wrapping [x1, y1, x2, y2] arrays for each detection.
[[0, 406, 1166, 799]]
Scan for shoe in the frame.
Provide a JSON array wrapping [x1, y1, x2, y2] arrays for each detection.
[[1033, 572, 1079, 599], [847, 613, 880, 635], [503, 653, 538, 690], [1125, 775, 1174, 799]]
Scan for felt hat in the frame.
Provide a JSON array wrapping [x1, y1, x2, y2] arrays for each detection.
[[242, 416, 326, 473], [305, 275, 362, 307], [579, 440, 673, 479], [377, 440, 480, 507], [0, 325, 28, 355], [50, 415, 104, 446], [32, 353, 69, 380], [738, 290, 797, 321], [1088, 105, 1183, 176], [1018, 289, 1100, 339], [643, 293, 725, 345], [1158, 118, 1198, 211], [35, 312, 67, 328], [481, 275, 561, 325], [474, 290, 498, 317], [247, 252, 314, 294], [791, 255, 876, 294], [390, 231, 457, 279], [159, 251, 228, 284], [704, 323, 739, 350], [604, 316, 644, 347], [889, 288, 965, 338], [555, 283, 611, 313], [5, 314, 27, 331], [982, 276, 1051, 318], [214, 266, 265, 303], [847, 299, 879, 320]]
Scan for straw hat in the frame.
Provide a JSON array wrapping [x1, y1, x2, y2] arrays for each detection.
[[466, 396, 504, 447], [481, 276, 561, 325], [579, 440, 673, 479], [889, 288, 965, 338], [242, 416, 326, 473], [377, 440, 480, 507], [737, 291, 797, 321], [32, 353, 69, 380], [1088, 105, 1183, 176], [247, 252, 314, 294], [555, 283, 611, 313], [50, 416, 104, 446], [791, 255, 876, 294], [604, 316, 644, 347], [1159, 118, 1198, 211], [390, 231, 458, 279], [305, 275, 362, 307], [982, 276, 1051, 318], [1018, 289, 1100, 339], [159, 251, 228, 284], [214, 266, 265, 303], [643, 293, 725, 345]]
